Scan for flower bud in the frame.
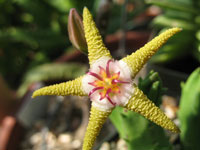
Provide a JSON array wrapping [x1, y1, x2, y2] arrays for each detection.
[[68, 8, 87, 53]]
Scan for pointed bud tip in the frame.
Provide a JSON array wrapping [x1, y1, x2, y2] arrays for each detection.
[[32, 92, 37, 98], [32, 90, 41, 99], [83, 7, 90, 17], [170, 27, 182, 33], [83, 7, 89, 12], [169, 124, 180, 133], [173, 127, 181, 133], [162, 27, 182, 36], [69, 8, 76, 14]]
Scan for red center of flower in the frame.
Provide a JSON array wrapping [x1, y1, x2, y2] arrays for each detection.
[[88, 59, 129, 105]]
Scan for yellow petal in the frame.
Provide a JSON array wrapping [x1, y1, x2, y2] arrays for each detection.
[[82, 105, 112, 150], [125, 84, 180, 133], [32, 76, 87, 98], [122, 28, 181, 78], [83, 7, 112, 66]]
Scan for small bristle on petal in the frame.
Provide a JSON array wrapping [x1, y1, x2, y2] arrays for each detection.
[[106, 59, 112, 77], [89, 87, 104, 96], [106, 94, 116, 105], [112, 79, 130, 84], [88, 72, 103, 80], [106, 89, 116, 105]]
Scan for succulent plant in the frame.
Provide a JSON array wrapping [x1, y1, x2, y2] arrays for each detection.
[[179, 67, 200, 150]]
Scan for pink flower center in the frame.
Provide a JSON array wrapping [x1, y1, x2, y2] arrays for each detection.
[[88, 59, 129, 105]]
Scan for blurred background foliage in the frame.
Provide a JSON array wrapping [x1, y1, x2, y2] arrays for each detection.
[[0, 0, 94, 90], [147, 0, 200, 73]]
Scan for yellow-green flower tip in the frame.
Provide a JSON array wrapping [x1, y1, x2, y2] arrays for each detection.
[[125, 84, 180, 133], [82, 106, 112, 150], [32, 76, 87, 98], [122, 27, 182, 78], [83, 7, 112, 65]]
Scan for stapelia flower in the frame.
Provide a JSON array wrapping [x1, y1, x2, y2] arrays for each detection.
[[32, 7, 181, 150]]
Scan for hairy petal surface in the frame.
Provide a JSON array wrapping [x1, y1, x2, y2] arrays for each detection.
[[83, 7, 112, 66], [82, 105, 112, 150], [122, 28, 181, 78], [82, 57, 133, 111], [125, 84, 180, 133], [32, 76, 87, 98]]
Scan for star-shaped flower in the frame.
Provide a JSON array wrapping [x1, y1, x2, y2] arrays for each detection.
[[32, 7, 181, 150]]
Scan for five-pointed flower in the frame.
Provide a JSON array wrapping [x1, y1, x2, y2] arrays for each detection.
[[32, 7, 181, 150]]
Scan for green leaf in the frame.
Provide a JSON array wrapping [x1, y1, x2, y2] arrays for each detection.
[[0, 27, 67, 50], [178, 67, 200, 150], [146, 0, 199, 14], [153, 15, 197, 31], [44, 0, 73, 13]]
